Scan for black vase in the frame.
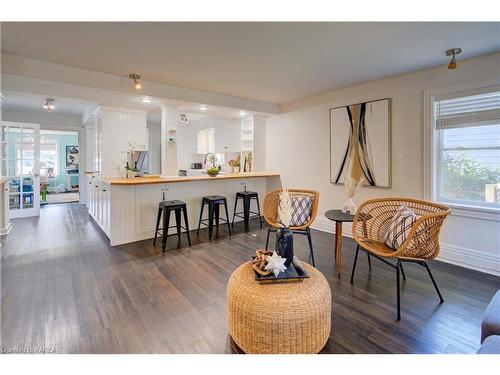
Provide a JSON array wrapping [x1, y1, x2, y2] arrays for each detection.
[[275, 228, 294, 266]]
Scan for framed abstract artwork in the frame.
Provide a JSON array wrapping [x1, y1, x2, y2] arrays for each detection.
[[66, 145, 79, 169], [330, 98, 391, 187]]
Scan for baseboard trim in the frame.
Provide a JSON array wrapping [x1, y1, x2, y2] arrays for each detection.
[[437, 243, 500, 277], [0, 222, 12, 236], [311, 216, 499, 277], [311, 216, 353, 237]]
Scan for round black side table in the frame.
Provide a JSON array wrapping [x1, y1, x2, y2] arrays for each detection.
[[325, 209, 371, 277]]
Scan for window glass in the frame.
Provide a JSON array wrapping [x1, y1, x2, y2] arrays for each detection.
[[435, 90, 500, 208]]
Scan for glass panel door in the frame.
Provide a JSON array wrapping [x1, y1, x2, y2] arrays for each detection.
[[1, 121, 40, 218]]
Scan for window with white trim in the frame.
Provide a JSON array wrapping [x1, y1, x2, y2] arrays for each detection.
[[16, 141, 58, 175], [433, 88, 500, 209]]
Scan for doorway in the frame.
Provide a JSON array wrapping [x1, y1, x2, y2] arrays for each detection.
[[39, 129, 79, 205], [2, 121, 41, 218]]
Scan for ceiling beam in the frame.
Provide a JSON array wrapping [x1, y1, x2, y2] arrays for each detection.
[[1, 53, 280, 114]]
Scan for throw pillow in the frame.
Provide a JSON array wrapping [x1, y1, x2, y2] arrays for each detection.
[[278, 195, 313, 227], [384, 205, 420, 249]]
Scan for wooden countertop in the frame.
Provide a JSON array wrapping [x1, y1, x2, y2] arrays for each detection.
[[103, 172, 280, 185]]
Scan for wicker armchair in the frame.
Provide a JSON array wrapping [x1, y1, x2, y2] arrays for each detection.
[[263, 189, 319, 266], [350, 198, 451, 320]]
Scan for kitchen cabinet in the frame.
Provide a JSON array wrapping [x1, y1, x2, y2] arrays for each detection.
[[191, 117, 241, 154], [86, 173, 277, 246], [196, 127, 215, 155], [85, 124, 95, 173], [86, 175, 94, 217], [101, 181, 111, 236], [215, 118, 241, 153], [86, 176, 111, 237]]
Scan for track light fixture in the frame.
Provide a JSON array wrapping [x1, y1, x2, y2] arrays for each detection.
[[129, 74, 142, 90], [446, 48, 462, 70], [43, 98, 55, 112]]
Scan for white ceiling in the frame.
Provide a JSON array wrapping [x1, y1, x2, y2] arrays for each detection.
[[2, 22, 499, 104], [1, 91, 97, 116], [1, 83, 261, 120]]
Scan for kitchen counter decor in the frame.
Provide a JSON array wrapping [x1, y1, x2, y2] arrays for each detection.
[[207, 166, 219, 177], [251, 249, 309, 283], [252, 249, 273, 276]]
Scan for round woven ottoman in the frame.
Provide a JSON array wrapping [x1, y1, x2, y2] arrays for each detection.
[[227, 261, 331, 354]]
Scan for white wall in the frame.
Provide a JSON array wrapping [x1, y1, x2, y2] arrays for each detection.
[[100, 107, 148, 178], [147, 122, 161, 174], [267, 51, 500, 276], [2, 109, 82, 129]]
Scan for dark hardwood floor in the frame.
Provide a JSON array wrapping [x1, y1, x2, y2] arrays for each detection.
[[1, 203, 498, 353]]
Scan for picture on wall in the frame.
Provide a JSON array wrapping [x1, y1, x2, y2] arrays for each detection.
[[66, 145, 79, 169], [330, 98, 391, 187]]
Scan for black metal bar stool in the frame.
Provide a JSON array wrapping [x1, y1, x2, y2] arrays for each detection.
[[197, 195, 232, 240], [232, 191, 262, 232], [153, 200, 192, 253]]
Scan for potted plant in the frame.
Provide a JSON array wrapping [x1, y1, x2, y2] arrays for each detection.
[[234, 156, 241, 172], [207, 166, 219, 177], [228, 159, 236, 173]]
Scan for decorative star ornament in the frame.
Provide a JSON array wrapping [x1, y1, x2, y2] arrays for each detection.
[[264, 251, 287, 277]]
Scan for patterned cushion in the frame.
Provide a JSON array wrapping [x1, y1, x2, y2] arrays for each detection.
[[277, 195, 313, 227], [384, 205, 420, 249]]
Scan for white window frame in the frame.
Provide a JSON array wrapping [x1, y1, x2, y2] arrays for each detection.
[[40, 140, 59, 176], [423, 76, 500, 221], [17, 140, 59, 175]]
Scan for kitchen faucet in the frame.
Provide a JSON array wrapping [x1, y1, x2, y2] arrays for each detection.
[[204, 153, 215, 168]]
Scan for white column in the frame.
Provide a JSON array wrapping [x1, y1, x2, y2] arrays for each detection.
[[0, 177, 12, 236], [253, 115, 267, 172], [159, 104, 179, 176], [160, 104, 168, 177]]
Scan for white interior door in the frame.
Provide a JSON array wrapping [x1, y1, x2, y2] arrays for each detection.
[[1, 121, 41, 218]]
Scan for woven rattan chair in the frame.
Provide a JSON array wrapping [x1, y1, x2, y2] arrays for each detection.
[[263, 189, 319, 266], [351, 197, 451, 319]]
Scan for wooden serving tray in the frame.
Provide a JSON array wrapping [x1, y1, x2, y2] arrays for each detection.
[[252, 256, 309, 283]]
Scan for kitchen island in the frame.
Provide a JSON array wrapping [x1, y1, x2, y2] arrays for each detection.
[[87, 172, 281, 246]]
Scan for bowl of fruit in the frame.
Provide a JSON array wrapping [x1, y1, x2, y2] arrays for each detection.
[[207, 166, 219, 177]]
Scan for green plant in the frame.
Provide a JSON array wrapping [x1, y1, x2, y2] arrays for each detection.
[[442, 150, 500, 202], [207, 166, 219, 177], [40, 185, 48, 203]]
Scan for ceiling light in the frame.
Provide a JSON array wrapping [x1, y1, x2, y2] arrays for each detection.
[[239, 111, 246, 117], [199, 105, 207, 111], [140, 97, 154, 104], [446, 48, 462, 70], [43, 98, 55, 112], [179, 114, 189, 124], [129, 74, 142, 90]]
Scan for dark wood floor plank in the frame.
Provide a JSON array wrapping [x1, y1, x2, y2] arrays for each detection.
[[1, 203, 498, 353]]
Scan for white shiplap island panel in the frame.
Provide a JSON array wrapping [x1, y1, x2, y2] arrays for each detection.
[[87, 173, 281, 246]]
